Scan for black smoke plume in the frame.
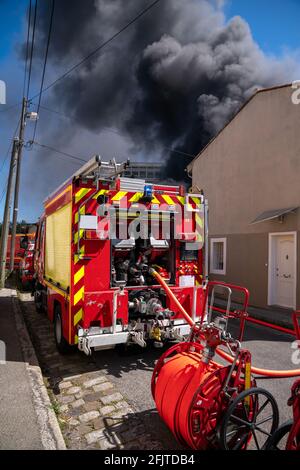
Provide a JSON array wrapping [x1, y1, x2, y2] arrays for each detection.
[[31, 0, 296, 182]]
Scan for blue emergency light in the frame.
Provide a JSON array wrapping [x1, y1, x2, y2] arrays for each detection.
[[143, 184, 153, 198]]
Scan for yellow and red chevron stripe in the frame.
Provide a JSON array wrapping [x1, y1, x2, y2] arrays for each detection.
[[108, 190, 190, 207], [71, 186, 94, 343]]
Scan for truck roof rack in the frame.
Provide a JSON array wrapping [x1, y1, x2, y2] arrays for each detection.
[[44, 156, 130, 204], [73, 155, 130, 180]]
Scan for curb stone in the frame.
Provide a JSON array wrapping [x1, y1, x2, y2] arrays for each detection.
[[13, 293, 66, 450]]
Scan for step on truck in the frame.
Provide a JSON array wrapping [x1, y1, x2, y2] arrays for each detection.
[[33, 156, 207, 354]]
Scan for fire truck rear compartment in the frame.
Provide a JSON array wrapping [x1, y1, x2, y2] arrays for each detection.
[[78, 220, 203, 353], [77, 231, 193, 353], [34, 157, 205, 354]]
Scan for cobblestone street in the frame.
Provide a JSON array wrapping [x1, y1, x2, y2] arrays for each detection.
[[18, 292, 177, 450], [18, 291, 297, 451]]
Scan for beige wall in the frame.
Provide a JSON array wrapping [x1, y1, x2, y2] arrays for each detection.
[[192, 86, 300, 235], [191, 86, 300, 309], [211, 230, 300, 309]]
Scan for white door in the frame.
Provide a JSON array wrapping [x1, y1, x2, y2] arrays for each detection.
[[271, 234, 296, 308]]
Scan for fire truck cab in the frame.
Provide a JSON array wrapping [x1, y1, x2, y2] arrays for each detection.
[[33, 156, 208, 354], [18, 238, 35, 289]]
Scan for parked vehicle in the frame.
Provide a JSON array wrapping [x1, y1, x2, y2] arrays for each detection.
[[33, 156, 207, 354], [18, 239, 35, 289], [6, 233, 35, 270]]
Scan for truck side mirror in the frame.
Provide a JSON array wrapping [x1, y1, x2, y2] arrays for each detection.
[[20, 236, 28, 250]]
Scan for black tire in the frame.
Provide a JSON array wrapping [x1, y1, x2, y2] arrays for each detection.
[[264, 420, 293, 450], [34, 289, 44, 314], [54, 305, 74, 354], [219, 387, 279, 450]]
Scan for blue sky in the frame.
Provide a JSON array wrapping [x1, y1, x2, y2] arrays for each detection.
[[0, 0, 300, 221], [0, 0, 27, 60], [225, 0, 300, 56]]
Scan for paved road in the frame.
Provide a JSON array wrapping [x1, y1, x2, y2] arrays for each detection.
[[20, 293, 299, 449], [94, 318, 298, 425]]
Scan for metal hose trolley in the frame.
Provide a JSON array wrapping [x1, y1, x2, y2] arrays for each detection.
[[265, 312, 300, 450], [150, 269, 300, 450]]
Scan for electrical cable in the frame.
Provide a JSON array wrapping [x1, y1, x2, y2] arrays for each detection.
[[34, 103, 196, 159], [26, 0, 38, 100], [30, 0, 162, 101], [32, 0, 55, 141], [23, 0, 32, 98], [30, 140, 87, 163]]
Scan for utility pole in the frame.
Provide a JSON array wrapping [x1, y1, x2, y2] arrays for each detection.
[[0, 137, 19, 287], [9, 97, 27, 272]]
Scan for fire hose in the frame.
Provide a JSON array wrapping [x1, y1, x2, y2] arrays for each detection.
[[150, 268, 300, 379]]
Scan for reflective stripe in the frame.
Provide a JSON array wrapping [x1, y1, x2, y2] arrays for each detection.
[[129, 192, 143, 202], [74, 206, 85, 224], [45, 185, 72, 209], [74, 308, 83, 326], [195, 213, 203, 229], [192, 197, 200, 205], [74, 229, 84, 244], [150, 195, 160, 204], [162, 194, 175, 205], [111, 191, 128, 201], [74, 266, 84, 285], [74, 286, 84, 306], [93, 189, 109, 199], [118, 213, 171, 220], [177, 196, 185, 205], [74, 245, 85, 264], [75, 188, 92, 204]]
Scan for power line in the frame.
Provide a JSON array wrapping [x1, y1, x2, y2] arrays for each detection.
[[30, 0, 162, 102], [36, 103, 126, 136], [26, 0, 38, 100], [32, 0, 55, 142], [23, 0, 32, 97], [164, 147, 196, 158], [36, 103, 196, 159], [30, 140, 87, 164]]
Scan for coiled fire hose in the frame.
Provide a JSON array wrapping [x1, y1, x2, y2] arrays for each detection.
[[150, 268, 300, 378]]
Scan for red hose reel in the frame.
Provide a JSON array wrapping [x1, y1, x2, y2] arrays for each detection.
[[150, 269, 300, 451], [152, 331, 279, 450]]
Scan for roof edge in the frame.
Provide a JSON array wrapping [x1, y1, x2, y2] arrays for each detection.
[[186, 82, 292, 171]]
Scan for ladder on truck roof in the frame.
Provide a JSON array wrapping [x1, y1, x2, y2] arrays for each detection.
[[44, 156, 130, 204], [73, 155, 130, 180]]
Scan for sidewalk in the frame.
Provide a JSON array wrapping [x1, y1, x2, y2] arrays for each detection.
[[0, 287, 65, 450], [214, 297, 295, 331]]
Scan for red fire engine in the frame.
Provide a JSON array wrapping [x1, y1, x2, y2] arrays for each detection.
[[33, 156, 207, 354], [6, 232, 35, 269], [18, 238, 35, 288]]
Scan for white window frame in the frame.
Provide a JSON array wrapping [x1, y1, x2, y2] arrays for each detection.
[[210, 237, 227, 275]]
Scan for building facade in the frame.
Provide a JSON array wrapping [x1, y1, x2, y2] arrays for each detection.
[[187, 84, 300, 310]]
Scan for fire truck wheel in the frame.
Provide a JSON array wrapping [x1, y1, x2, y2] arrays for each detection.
[[219, 387, 279, 450], [264, 420, 293, 450], [34, 290, 44, 314], [54, 306, 73, 354]]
